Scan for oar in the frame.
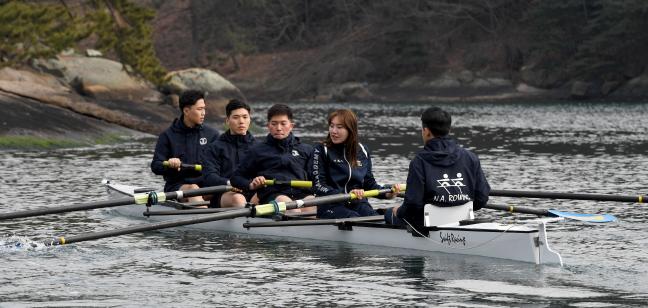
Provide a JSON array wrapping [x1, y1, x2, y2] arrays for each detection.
[[163, 161, 202, 172], [264, 179, 312, 189], [243, 215, 384, 228], [143, 185, 404, 216], [0, 185, 232, 221], [484, 204, 617, 223], [144, 208, 236, 216], [46, 187, 400, 246], [490, 189, 645, 203], [264, 180, 404, 191]]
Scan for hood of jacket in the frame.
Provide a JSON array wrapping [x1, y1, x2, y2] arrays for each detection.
[[418, 136, 460, 167]]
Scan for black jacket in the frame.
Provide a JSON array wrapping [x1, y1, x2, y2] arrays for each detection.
[[230, 133, 313, 197], [311, 143, 383, 196], [203, 131, 256, 187], [150, 117, 219, 191], [397, 136, 490, 222]]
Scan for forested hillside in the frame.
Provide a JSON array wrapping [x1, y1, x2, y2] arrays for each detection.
[[171, 0, 648, 98], [2, 0, 648, 100]]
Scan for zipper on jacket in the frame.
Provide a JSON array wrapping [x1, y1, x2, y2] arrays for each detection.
[[343, 147, 352, 194]]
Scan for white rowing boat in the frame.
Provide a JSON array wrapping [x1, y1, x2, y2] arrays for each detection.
[[105, 180, 563, 265]]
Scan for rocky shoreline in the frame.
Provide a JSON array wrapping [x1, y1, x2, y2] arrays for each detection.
[[2, 51, 647, 149], [0, 52, 242, 148]]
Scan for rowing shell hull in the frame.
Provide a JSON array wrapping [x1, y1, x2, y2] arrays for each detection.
[[105, 181, 563, 265]]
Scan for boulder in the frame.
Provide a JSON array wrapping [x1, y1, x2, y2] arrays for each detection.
[[622, 63, 644, 79], [601, 81, 621, 96], [470, 77, 512, 88], [427, 74, 461, 88], [516, 83, 545, 94], [85, 49, 103, 57], [0, 67, 168, 134], [399, 75, 426, 88], [162, 68, 244, 119], [457, 70, 475, 84], [329, 82, 374, 102], [609, 72, 648, 98], [570, 81, 603, 99], [163, 68, 243, 99], [32, 55, 161, 102], [520, 64, 565, 89], [0, 67, 69, 93]]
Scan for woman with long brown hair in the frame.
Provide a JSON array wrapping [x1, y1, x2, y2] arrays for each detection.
[[311, 109, 397, 219]]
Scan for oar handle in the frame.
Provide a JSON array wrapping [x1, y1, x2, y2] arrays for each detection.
[[490, 189, 645, 203], [264, 179, 313, 188], [163, 161, 202, 172]]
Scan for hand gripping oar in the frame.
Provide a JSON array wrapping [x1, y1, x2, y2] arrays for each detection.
[[46, 187, 401, 246], [490, 190, 645, 203], [264, 179, 312, 189], [484, 204, 617, 223], [0, 185, 232, 221], [163, 161, 202, 172]]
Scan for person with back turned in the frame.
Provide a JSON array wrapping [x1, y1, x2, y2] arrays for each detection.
[[203, 99, 257, 208], [150, 90, 219, 204], [384, 107, 490, 228]]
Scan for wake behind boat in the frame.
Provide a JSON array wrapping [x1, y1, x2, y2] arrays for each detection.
[[105, 180, 563, 265]]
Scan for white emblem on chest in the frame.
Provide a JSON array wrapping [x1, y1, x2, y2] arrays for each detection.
[[292, 150, 300, 157], [199, 137, 207, 145]]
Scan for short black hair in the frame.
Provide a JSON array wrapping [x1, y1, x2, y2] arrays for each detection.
[[226, 99, 251, 117], [179, 90, 205, 112], [267, 104, 293, 122], [421, 107, 451, 136]]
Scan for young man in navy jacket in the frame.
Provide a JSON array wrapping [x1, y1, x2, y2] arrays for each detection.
[[385, 107, 490, 227], [203, 99, 257, 208], [230, 104, 314, 212], [150, 90, 219, 203]]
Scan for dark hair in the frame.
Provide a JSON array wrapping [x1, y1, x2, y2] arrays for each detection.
[[267, 104, 293, 122], [179, 90, 205, 112], [226, 99, 251, 117], [421, 107, 451, 136], [324, 109, 360, 168]]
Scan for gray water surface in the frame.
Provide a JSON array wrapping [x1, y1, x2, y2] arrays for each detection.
[[1, 101, 647, 306]]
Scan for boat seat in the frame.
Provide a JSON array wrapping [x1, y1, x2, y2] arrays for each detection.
[[423, 202, 474, 227]]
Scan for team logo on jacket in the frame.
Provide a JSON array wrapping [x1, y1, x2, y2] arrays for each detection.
[[357, 160, 362, 167], [199, 137, 208, 145], [292, 150, 300, 157], [434, 173, 471, 202]]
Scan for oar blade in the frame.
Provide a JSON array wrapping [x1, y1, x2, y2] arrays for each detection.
[[547, 210, 616, 223]]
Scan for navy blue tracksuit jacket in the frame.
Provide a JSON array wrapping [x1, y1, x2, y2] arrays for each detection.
[[397, 136, 490, 225], [150, 117, 219, 192], [311, 143, 384, 217], [203, 131, 256, 205], [230, 133, 313, 203]]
